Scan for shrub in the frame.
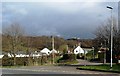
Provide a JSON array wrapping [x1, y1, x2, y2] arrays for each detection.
[[57, 54, 76, 63], [2, 55, 31, 66], [16, 57, 28, 66], [2, 55, 14, 66]]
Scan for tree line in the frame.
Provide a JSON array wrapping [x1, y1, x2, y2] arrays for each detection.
[[2, 23, 94, 65], [2, 17, 120, 65]]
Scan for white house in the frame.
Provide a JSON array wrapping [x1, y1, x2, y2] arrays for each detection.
[[51, 49, 57, 54], [7, 53, 14, 57], [40, 48, 51, 55], [0, 55, 4, 59], [16, 54, 29, 57], [32, 51, 42, 57], [74, 46, 84, 54]]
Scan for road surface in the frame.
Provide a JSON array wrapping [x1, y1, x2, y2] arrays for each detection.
[[1, 66, 120, 76], [1, 59, 120, 76]]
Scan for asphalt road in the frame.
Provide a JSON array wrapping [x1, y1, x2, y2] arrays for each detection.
[[2, 68, 62, 74], [1, 59, 120, 76], [2, 66, 116, 74], [1, 66, 120, 76]]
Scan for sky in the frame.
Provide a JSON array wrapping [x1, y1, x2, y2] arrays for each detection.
[[1, 0, 119, 39]]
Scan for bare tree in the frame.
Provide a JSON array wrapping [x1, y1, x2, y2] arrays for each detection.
[[94, 18, 118, 39], [3, 23, 25, 65], [94, 17, 120, 58]]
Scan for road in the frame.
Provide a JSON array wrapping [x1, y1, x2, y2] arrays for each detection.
[[1, 59, 120, 76], [1, 66, 120, 76], [2, 68, 60, 74]]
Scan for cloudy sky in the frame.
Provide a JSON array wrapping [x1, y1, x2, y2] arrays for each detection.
[[1, 0, 118, 39]]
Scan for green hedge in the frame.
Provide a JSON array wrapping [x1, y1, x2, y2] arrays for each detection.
[[2, 55, 50, 66], [57, 54, 76, 63], [2, 55, 14, 66], [2, 55, 29, 66]]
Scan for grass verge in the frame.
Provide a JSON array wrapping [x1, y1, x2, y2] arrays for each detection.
[[77, 64, 120, 73]]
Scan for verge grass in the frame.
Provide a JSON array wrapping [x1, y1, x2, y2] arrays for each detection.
[[79, 64, 120, 72]]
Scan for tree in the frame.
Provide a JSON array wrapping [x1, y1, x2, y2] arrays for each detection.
[[94, 17, 120, 59], [58, 44, 68, 54], [94, 18, 118, 46], [3, 23, 25, 65], [94, 18, 118, 39]]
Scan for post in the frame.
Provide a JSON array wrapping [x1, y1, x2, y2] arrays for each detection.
[[110, 8, 113, 68], [84, 49, 86, 66], [107, 6, 113, 68], [92, 47, 95, 59], [52, 36, 54, 50], [104, 40, 106, 64], [52, 36, 55, 64]]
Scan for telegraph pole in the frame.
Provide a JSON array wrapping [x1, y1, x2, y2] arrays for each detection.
[[52, 36, 55, 64], [107, 6, 113, 68]]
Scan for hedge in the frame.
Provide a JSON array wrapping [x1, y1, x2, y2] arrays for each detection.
[[57, 54, 76, 63]]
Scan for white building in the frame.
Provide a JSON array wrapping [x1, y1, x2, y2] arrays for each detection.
[[40, 48, 51, 55], [0, 55, 4, 59], [51, 49, 58, 54], [74, 46, 84, 54]]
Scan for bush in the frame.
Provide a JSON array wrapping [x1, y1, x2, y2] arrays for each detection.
[[89, 58, 100, 63], [2, 55, 14, 66], [2, 55, 32, 66], [98, 50, 118, 63], [77, 54, 85, 59], [2, 55, 55, 66], [16, 57, 28, 66], [57, 54, 76, 63], [106, 51, 118, 63]]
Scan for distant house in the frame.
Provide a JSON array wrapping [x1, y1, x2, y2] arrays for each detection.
[[1, 50, 43, 58], [74, 46, 84, 54], [0, 55, 4, 59], [51, 49, 57, 54], [83, 48, 93, 54], [7, 53, 14, 57], [7, 53, 29, 58], [15, 51, 29, 57], [40, 48, 51, 55], [31, 51, 42, 57], [16, 54, 29, 57]]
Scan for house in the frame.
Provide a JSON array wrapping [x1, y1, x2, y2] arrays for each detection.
[[74, 46, 84, 54], [40, 48, 51, 55], [51, 49, 57, 54], [32, 51, 42, 58], [83, 48, 93, 54], [0, 55, 4, 59]]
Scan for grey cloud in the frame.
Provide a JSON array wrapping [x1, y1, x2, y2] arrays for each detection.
[[2, 2, 118, 39]]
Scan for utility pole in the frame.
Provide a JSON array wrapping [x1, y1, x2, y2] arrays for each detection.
[[104, 40, 106, 64], [107, 6, 113, 68], [92, 47, 95, 59], [66, 44, 69, 53], [52, 36, 55, 64]]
